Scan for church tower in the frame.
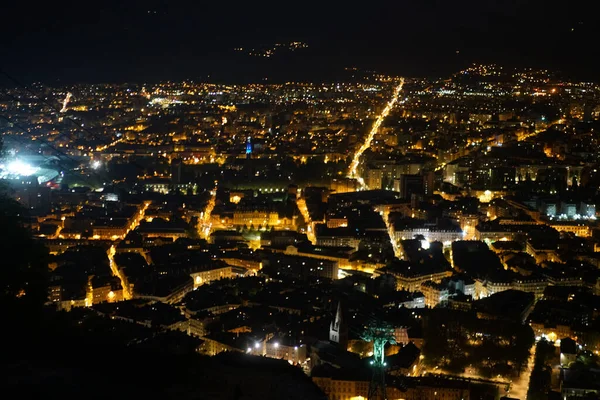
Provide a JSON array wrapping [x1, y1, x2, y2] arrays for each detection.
[[329, 301, 348, 349]]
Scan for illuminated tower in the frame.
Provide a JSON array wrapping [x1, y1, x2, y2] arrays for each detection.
[[362, 320, 396, 400], [246, 136, 252, 158], [329, 301, 348, 349]]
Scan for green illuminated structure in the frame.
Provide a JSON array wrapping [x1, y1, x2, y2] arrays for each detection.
[[362, 321, 396, 400]]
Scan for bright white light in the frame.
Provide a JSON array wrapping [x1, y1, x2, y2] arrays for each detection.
[[420, 239, 430, 250], [91, 160, 102, 169], [5, 160, 38, 176], [274, 342, 279, 348], [254, 342, 260, 349]]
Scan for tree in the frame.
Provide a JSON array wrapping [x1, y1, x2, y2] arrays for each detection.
[[527, 339, 554, 400], [0, 199, 49, 310], [186, 216, 200, 239], [0, 140, 49, 334]]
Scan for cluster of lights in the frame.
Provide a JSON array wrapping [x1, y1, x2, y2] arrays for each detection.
[[548, 213, 596, 221], [0, 160, 39, 177], [247, 342, 300, 353], [258, 188, 284, 192]]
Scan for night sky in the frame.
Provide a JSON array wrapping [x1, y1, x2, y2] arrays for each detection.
[[2, 0, 599, 84]]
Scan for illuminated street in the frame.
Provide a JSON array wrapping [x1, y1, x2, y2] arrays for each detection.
[[199, 185, 217, 240], [108, 244, 132, 300], [421, 344, 536, 400], [348, 79, 404, 188], [381, 208, 401, 258], [508, 342, 537, 399], [296, 191, 316, 244], [105, 201, 150, 300]]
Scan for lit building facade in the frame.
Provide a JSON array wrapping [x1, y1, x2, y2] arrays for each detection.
[[190, 265, 246, 290], [265, 340, 307, 364]]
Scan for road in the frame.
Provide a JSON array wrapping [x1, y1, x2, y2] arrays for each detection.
[[381, 208, 401, 258], [106, 201, 149, 300], [296, 191, 316, 244], [518, 119, 562, 141], [108, 244, 132, 300], [422, 344, 536, 399], [348, 79, 404, 189], [508, 343, 536, 399], [199, 185, 217, 240]]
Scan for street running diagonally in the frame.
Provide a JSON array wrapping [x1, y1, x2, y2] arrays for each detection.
[[348, 79, 404, 189]]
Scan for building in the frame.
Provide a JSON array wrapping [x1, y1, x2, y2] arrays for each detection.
[[384, 267, 453, 293], [7, 178, 51, 212], [561, 368, 600, 399], [265, 338, 307, 365], [329, 301, 348, 349], [530, 322, 574, 343], [219, 209, 297, 229], [397, 292, 426, 309], [548, 222, 591, 237], [560, 337, 577, 367], [475, 219, 543, 242], [92, 219, 130, 240], [393, 327, 411, 346], [512, 276, 548, 299], [269, 245, 355, 272], [190, 264, 248, 289], [171, 158, 182, 184], [312, 366, 471, 400], [260, 251, 339, 280], [525, 239, 560, 264], [315, 225, 360, 250], [326, 216, 349, 228], [394, 174, 425, 199], [91, 277, 124, 304], [134, 275, 194, 304], [421, 281, 449, 308], [200, 332, 246, 356], [392, 219, 463, 245], [330, 178, 359, 194]]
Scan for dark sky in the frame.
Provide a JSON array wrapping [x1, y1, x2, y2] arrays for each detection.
[[2, 0, 599, 84]]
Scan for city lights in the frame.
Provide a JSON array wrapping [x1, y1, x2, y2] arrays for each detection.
[[3, 51, 599, 400]]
